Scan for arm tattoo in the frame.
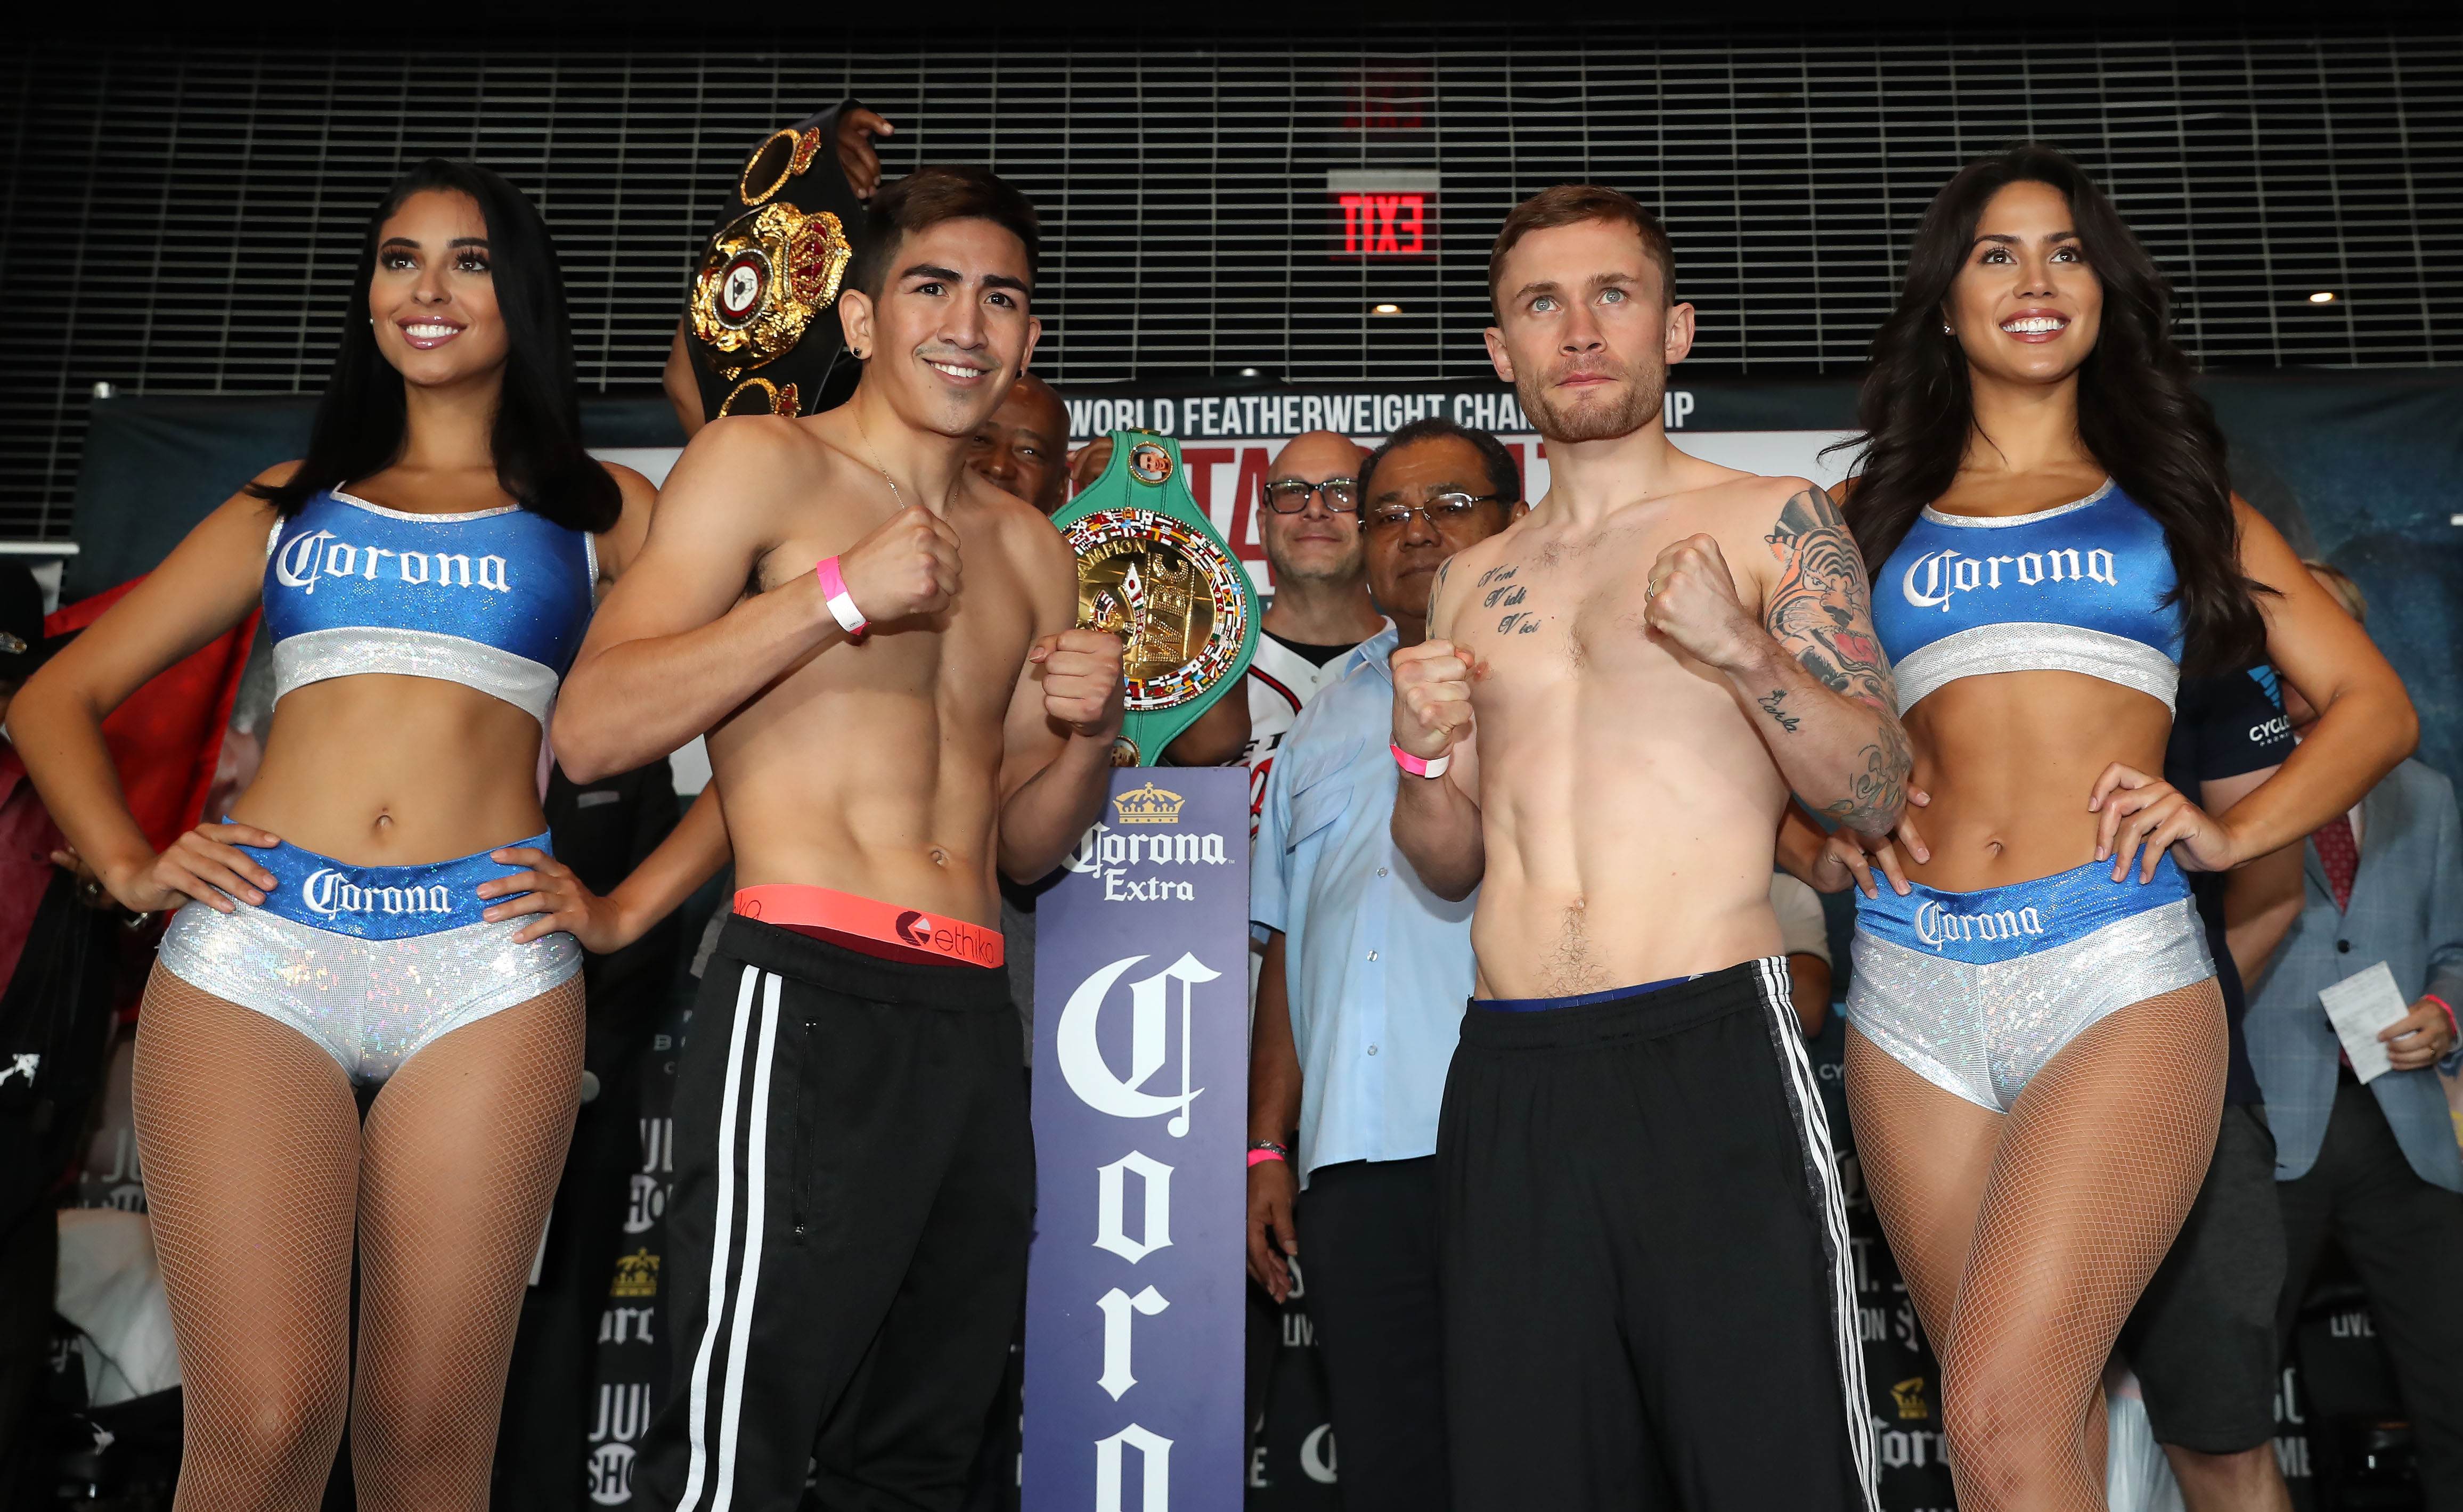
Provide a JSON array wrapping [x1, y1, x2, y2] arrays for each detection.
[[1766, 486, 1909, 832], [1757, 690, 1800, 733], [1762, 486, 1898, 714], [1820, 717, 1912, 836]]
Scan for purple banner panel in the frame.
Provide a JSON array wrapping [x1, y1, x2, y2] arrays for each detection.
[[1026, 767, 1249, 1512]]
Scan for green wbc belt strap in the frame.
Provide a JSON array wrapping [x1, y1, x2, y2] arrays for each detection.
[[1050, 430, 1260, 766]]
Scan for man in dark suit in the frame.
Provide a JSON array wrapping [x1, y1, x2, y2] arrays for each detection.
[[2246, 562, 2463, 1508]]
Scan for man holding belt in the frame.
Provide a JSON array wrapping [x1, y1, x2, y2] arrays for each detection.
[[558, 166, 1123, 1512]]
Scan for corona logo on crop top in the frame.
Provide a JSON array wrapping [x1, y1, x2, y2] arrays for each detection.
[[1112, 783, 1185, 825], [1898, 545, 2117, 610], [274, 529, 513, 594]]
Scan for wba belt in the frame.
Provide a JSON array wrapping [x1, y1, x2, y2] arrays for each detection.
[[735, 884, 1005, 968]]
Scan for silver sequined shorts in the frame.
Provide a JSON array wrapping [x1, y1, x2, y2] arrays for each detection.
[[1844, 855, 2214, 1112], [158, 901, 581, 1084]]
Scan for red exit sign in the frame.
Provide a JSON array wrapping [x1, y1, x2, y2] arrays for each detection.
[[1329, 172, 1437, 259]]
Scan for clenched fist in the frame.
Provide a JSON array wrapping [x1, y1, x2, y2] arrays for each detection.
[[1033, 627, 1125, 736], [835, 504, 963, 626], [1391, 639, 1475, 760], [1642, 533, 1761, 671]]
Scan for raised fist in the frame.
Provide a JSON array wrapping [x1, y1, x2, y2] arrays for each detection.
[[1642, 533, 1760, 671], [1033, 627, 1125, 737], [836, 504, 962, 626], [1391, 639, 1475, 760]]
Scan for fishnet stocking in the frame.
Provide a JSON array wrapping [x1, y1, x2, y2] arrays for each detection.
[[135, 966, 357, 1510], [1848, 979, 2227, 1511], [134, 962, 585, 1511]]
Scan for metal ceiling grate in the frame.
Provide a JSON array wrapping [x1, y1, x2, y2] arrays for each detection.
[[1, 35, 2456, 538]]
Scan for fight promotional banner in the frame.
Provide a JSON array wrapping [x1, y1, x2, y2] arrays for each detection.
[[1026, 768, 1250, 1510], [1054, 382, 1857, 595]]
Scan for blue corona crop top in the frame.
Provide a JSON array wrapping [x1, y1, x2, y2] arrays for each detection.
[[263, 489, 597, 725], [1872, 479, 2184, 714]]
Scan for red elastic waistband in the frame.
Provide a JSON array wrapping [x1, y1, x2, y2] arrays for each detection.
[[733, 884, 1005, 969]]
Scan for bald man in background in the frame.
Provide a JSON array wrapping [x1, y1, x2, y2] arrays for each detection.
[[1235, 430, 1388, 830], [970, 373, 1072, 518]]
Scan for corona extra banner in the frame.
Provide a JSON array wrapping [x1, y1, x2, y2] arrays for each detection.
[[1025, 768, 1250, 1511]]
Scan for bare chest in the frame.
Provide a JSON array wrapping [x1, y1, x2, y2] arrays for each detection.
[[759, 518, 1037, 722], [1455, 524, 1752, 709]]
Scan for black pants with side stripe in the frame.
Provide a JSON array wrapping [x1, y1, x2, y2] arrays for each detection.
[[637, 917, 1032, 1512], [1437, 958, 1876, 1512]]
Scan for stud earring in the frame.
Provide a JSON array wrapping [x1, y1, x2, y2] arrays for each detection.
[[1943, 323, 1955, 335]]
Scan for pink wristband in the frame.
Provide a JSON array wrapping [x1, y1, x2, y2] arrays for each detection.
[[815, 555, 867, 638], [1247, 1148, 1287, 1168], [1390, 742, 1450, 780]]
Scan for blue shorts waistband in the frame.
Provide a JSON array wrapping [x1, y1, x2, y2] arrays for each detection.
[[1475, 974, 1695, 1013], [1853, 852, 2188, 965], [239, 829, 550, 939]]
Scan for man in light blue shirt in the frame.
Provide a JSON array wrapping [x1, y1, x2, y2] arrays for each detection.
[[1247, 416, 1523, 1512]]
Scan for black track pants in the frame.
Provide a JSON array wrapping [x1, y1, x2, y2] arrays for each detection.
[[1295, 1157, 1449, 1512], [1437, 958, 1877, 1512], [637, 917, 1033, 1512]]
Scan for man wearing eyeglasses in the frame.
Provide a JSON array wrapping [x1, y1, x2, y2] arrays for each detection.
[[1249, 417, 1525, 1512], [1237, 430, 1390, 838]]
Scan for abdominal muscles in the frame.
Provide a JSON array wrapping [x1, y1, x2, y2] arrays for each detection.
[[1470, 693, 1792, 1000], [712, 672, 1014, 929], [234, 675, 551, 866], [1898, 670, 2174, 892]]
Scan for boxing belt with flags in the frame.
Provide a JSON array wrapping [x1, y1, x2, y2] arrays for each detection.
[[1051, 431, 1259, 766]]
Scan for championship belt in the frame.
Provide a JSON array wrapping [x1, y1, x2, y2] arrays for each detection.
[[689, 200, 853, 415], [682, 101, 870, 422], [1051, 431, 1259, 766]]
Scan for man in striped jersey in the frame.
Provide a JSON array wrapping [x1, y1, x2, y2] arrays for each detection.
[[1234, 430, 1389, 838]]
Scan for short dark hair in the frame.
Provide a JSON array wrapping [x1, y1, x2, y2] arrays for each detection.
[[849, 165, 1041, 301], [1488, 184, 1676, 318], [1359, 417, 1523, 509], [248, 159, 618, 532]]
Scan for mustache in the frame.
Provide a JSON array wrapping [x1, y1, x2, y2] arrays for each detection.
[[1545, 354, 1638, 386], [914, 343, 998, 371]]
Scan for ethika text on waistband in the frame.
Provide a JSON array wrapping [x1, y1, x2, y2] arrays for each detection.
[[734, 884, 1005, 969]]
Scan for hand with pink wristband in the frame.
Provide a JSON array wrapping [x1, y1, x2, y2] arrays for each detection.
[[817, 503, 963, 637], [1390, 637, 1477, 777]]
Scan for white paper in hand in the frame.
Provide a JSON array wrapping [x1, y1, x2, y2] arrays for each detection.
[[2320, 961, 2412, 1084]]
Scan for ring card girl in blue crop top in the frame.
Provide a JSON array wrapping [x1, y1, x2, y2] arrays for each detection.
[[1814, 148, 2415, 1504], [10, 162, 729, 1507]]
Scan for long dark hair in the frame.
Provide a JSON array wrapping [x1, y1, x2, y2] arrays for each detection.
[[1836, 144, 2268, 676], [249, 159, 621, 533]]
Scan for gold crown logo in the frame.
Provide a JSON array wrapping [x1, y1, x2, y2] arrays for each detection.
[[610, 1248, 661, 1299], [1889, 1376, 1928, 1421], [1112, 782, 1186, 825]]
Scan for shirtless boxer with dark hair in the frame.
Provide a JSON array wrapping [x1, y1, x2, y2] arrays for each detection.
[[557, 164, 1123, 1512], [1389, 183, 1909, 1510]]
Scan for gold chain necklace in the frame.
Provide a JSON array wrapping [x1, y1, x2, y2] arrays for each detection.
[[857, 418, 959, 514]]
